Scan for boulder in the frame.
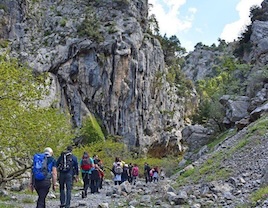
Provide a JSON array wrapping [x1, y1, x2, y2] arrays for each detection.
[[182, 125, 213, 151], [220, 95, 250, 126], [250, 102, 268, 121]]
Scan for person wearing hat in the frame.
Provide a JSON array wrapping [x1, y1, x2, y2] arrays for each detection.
[[57, 145, 79, 208], [30, 147, 57, 208]]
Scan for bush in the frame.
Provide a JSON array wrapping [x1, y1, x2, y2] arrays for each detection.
[[77, 11, 104, 43]]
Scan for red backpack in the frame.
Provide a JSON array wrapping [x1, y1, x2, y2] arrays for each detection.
[[132, 166, 139, 176], [80, 153, 92, 171]]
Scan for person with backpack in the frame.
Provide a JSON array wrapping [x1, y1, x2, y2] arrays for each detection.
[[90, 161, 101, 194], [93, 154, 100, 164], [96, 159, 104, 189], [30, 147, 57, 208], [121, 164, 129, 183], [80, 152, 94, 198], [144, 163, 151, 184], [112, 157, 123, 185], [131, 164, 139, 185], [128, 163, 133, 184], [57, 145, 79, 208], [152, 166, 159, 183]]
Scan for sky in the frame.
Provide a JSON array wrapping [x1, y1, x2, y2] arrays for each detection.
[[148, 0, 263, 52]]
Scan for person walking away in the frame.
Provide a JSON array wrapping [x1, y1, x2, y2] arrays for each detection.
[[121, 164, 129, 183], [149, 168, 154, 182], [80, 152, 94, 198], [152, 166, 159, 183], [30, 147, 57, 208], [97, 159, 104, 189], [144, 163, 151, 184], [131, 164, 139, 185], [90, 163, 100, 193], [112, 157, 123, 185], [128, 163, 133, 184], [160, 168, 165, 180], [57, 146, 79, 208]]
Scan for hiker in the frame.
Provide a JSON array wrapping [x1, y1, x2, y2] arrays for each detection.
[[131, 164, 139, 185], [160, 168, 165, 180], [96, 159, 104, 189], [90, 159, 101, 194], [144, 163, 151, 183], [121, 164, 129, 183], [93, 154, 100, 164], [57, 145, 79, 208], [128, 162, 133, 183], [152, 166, 159, 183], [149, 168, 154, 182], [30, 147, 57, 208], [80, 152, 94, 198], [112, 157, 123, 185]]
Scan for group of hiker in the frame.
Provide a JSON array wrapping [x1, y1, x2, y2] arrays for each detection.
[[111, 157, 139, 186], [30, 146, 164, 208], [110, 158, 164, 186], [30, 146, 79, 208], [144, 162, 164, 183]]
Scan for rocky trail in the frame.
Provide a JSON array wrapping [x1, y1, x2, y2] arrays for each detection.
[[1, 179, 168, 208]]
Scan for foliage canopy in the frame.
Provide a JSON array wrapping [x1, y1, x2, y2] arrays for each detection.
[[0, 55, 74, 185]]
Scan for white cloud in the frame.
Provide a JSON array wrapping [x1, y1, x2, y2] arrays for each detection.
[[220, 0, 263, 42], [148, 0, 196, 36]]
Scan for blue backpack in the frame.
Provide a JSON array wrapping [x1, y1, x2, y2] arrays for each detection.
[[32, 153, 52, 181]]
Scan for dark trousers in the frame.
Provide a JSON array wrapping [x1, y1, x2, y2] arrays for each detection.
[[34, 179, 51, 208], [114, 180, 121, 185], [128, 175, 133, 183], [59, 172, 73, 208], [99, 177, 103, 189], [90, 178, 99, 193], [82, 173, 91, 195], [90, 169, 100, 193], [145, 173, 150, 183], [121, 173, 128, 182]]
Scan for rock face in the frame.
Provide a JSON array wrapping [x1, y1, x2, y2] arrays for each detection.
[[0, 0, 188, 151], [219, 95, 250, 127]]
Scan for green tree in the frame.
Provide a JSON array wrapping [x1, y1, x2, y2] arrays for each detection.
[[148, 14, 160, 35], [0, 55, 74, 186], [79, 113, 105, 144], [193, 56, 251, 130], [159, 34, 186, 66]]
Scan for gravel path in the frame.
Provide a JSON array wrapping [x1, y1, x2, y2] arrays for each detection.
[[3, 182, 127, 208]]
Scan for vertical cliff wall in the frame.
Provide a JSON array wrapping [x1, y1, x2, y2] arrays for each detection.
[[0, 0, 188, 152]]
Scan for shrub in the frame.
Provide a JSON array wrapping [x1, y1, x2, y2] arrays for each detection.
[[79, 114, 105, 144], [77, 12, 104, 43]]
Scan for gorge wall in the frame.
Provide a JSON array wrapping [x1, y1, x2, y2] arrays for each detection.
[[0, 0, 189, 153]]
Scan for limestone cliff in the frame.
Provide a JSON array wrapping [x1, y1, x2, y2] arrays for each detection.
[[0, 0, 188, 152]]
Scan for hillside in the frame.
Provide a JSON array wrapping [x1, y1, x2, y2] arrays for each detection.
[[174, 115, 268, 207]]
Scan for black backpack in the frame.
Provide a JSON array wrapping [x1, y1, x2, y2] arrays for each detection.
[[58, 151, 72, 172]]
